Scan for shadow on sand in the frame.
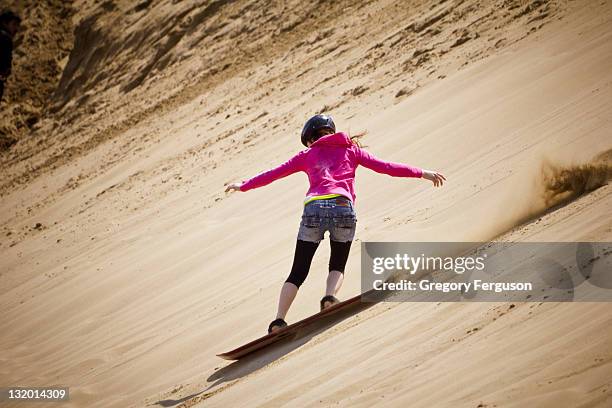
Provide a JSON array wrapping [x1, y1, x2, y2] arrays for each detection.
[[153, 301, 375, 407]]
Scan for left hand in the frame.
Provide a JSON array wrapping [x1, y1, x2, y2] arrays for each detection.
[[225, 182, 242, 192]]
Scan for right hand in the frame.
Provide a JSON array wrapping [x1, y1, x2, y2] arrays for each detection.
[[422, 170, 446, 187]]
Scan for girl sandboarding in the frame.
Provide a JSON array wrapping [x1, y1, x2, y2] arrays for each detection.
[[226, 114, 445, 333]]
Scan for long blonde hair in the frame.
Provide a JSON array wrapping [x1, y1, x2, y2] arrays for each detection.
[[348, 130, 367, 148]]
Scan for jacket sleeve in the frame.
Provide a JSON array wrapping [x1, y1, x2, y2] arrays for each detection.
[[357, 148, 423, 178], [240, 151, 305, 192]]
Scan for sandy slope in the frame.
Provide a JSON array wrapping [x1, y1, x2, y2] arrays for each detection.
[[0, 0, 611, 407]]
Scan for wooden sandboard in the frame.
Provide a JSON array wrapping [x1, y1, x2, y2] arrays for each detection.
[[217, 291, 378, 360]]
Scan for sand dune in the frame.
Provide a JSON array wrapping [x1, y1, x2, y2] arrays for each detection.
[[1, 0, 611, 407]]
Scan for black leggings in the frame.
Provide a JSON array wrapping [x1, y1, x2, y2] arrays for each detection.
[[285, 239, 352, 288]]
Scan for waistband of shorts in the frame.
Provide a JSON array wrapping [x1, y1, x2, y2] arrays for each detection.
[[304, 195, 353, 207]]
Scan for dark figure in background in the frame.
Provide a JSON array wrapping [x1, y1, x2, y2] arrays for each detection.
[[0, 11, 21, 103]]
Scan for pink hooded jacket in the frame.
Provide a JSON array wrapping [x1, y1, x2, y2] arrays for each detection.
[[239, 132, 423, 202]]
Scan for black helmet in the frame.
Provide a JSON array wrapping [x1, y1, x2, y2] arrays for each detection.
[[301, 114, 336, 147]]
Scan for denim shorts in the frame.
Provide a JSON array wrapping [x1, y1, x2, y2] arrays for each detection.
[[297, 196, 357, 243]]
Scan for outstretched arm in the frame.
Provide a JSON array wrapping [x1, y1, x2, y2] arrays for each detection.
[[357, 148, 423, 178], [357, 148, 445, 187], [225, 152, 305, 193]]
